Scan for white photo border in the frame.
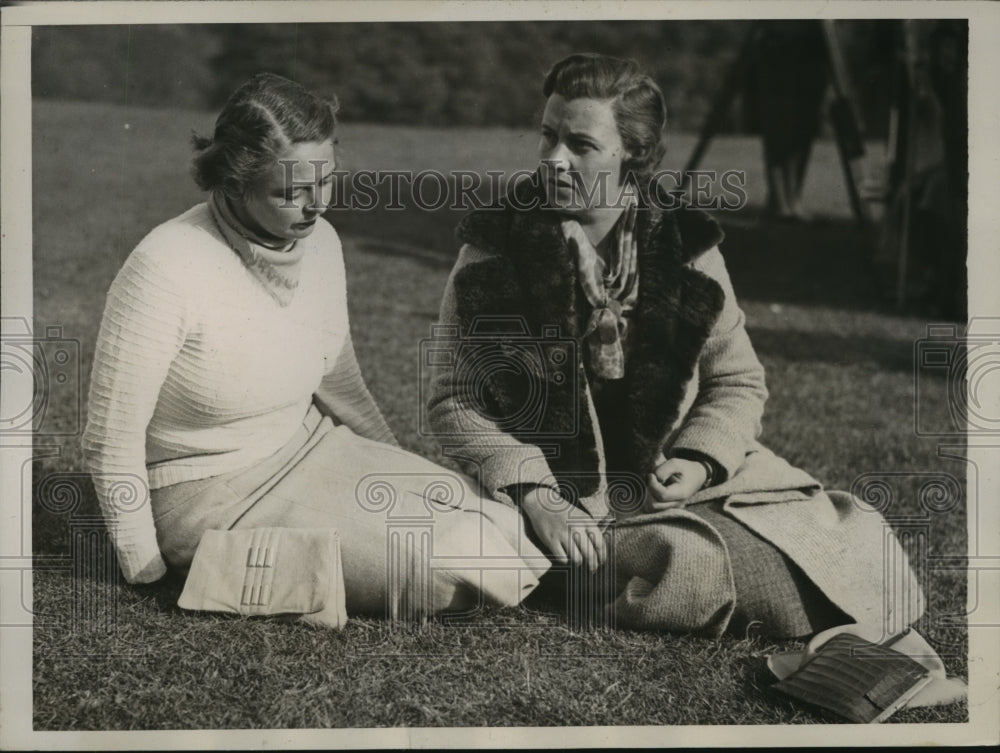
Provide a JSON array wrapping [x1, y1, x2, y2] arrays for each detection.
[[2, 1, 998, 749]]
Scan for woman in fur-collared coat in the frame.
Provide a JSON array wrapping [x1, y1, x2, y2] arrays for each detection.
[[427, 53, 925, 638]]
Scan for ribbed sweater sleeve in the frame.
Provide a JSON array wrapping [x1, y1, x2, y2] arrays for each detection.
[[313, 332, 398, 445], [82, 244, 189, 584]]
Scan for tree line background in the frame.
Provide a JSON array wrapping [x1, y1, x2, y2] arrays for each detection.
[[32, 20, 901, 134]]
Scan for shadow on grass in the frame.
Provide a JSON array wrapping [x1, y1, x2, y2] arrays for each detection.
[[330, 182, 964, 320], [746, 327, 918, 372], [718, 208, 883, 312], [703, 207, 962, 320], [143, 570, 188, 612], [327, 184, 468, 266]]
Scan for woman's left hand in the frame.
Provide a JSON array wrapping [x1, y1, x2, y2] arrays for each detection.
[[644, 458, 708, 512]]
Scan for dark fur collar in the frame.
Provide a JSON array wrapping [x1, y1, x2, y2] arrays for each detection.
[[451, 177, 726, 501]]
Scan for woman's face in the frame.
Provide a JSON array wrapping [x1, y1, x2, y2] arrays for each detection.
[[538, 94, 629, 213], [236, 139, 337, 244]]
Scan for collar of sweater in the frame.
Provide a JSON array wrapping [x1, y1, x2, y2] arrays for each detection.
[[209, 191, 306, 307]]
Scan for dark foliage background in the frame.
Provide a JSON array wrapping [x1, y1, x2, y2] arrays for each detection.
[[32, 20, 898, 133]]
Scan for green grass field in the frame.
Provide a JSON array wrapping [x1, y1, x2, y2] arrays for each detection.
[[29, 100, 967, 729]]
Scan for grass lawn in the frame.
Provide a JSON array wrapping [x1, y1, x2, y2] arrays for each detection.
[[28, 100, 967, 729]]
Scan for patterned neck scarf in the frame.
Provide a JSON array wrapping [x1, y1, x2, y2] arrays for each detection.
[[562, 195, 640, 380], [209, 191, 305, 307]]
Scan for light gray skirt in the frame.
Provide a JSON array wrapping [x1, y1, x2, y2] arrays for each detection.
[[151, 405, 550, 618]]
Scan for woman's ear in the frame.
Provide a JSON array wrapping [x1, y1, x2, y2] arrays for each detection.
[[619, 153, 636, 184], [622, 145, 649, 171]]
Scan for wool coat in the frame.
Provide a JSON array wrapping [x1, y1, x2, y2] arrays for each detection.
[[427, 177, 925, 636]]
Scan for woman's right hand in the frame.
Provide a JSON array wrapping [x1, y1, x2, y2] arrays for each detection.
[[521, 487, 607, 572]]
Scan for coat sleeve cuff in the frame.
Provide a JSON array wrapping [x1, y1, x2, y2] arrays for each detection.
[[479, 452, 555, 506], [667, 420, 748, 483], [669, 447, 723, 488]]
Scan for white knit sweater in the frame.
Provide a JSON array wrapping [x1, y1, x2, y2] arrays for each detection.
[[83, 203, 395, 584]]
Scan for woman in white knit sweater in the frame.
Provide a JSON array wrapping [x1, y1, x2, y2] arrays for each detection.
[[82, 73, 547, 617]]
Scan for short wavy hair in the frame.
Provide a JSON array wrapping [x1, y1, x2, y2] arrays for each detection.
[[191, 72, 339, 197], [543, 53, 667, 191]]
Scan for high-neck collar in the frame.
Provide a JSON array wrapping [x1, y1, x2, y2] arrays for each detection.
[[209, 191, 306, 307]]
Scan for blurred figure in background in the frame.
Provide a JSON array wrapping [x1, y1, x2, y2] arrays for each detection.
[[744, 21, 829, 220], [927, 20, 968, 320]]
